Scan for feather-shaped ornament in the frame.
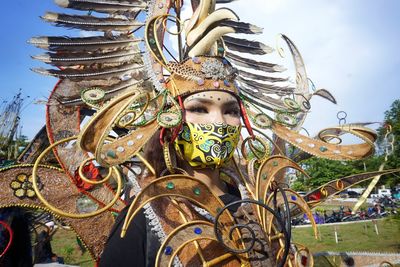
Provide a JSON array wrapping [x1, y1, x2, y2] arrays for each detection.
[[32, 63, 144, 81], [240, 89, 288, 111], [239, 69, 288, 83], [313, 89, 337, 104], [220, 20, 263, 34], [58, 79, 147, 106], [227, 52, 285, 72], [237, 77, 294, 96], [32, 50, 143, 67], [28, 36, 142, 52], [223, 36, 273, 55], [55, 0, 147, 14], [41, 12, 144, 32]]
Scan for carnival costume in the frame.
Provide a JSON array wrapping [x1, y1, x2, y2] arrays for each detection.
[[0, 0, 399, 266]]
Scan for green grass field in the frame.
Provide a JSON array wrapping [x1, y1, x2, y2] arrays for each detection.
[[292, 218, 400, 253], [49, 217, 400, 266], [51, 229, 94, 267]]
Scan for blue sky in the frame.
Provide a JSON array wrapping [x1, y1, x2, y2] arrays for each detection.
[[1, 0, 399, 139]]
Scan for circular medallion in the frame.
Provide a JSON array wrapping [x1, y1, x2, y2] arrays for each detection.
[[276, 112, 298, 127], [283, 98, 301, 112], [157, 111, 182, 128], [253, 113, 272, 129], [81, 87, 105, 106]]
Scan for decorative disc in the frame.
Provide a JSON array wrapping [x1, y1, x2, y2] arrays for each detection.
[[283, 98, 301, 112], [276, 112, 297, 127], [157, 111, 182, 128], [253, 113, 272, 129], [81, 87, 105, 105]]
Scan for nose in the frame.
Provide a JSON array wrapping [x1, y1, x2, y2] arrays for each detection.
[[209, 110, 226, 124]]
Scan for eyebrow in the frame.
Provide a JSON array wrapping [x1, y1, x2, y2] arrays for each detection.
[[222, 100, 240, 108], [185, 97, 239, 106]]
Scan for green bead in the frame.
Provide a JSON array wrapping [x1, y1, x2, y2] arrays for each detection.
[[216, 207, 222, 213], [262, 174, 267, 180], [149, 38, 156, 45], [166, 182, 175, 190], [106, 150, 116, 159], [272, 161, 278, 166], [217, 47, 225, 52], [319, 146, 328, 152], [193, 187, 201, 196]]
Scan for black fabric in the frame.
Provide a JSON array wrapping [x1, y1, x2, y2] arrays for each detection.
[[99, 184, 241, 267], [99, 207, 147, 267], [33, 231, 54, 263]]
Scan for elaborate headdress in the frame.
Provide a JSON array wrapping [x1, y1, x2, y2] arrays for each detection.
[[1, 0, 398, 266]]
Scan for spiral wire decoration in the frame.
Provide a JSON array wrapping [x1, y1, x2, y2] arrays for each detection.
[[32, 136, 123, 219], [213, 199, 290, 267]]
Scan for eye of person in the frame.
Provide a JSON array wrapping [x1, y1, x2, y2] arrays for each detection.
[[186, 106, 208, 114], [225, 107, 240, 117]]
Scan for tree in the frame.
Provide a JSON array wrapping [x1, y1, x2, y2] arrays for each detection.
[[374, 99, 400, 187], [293, 99, 400, 190], [296, 158, 361, 190]]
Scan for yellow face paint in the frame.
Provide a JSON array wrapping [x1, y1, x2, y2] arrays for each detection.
[[175, 122, 241, 169]]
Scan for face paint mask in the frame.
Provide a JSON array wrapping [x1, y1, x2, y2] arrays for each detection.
[[174, 122, 241, 168]]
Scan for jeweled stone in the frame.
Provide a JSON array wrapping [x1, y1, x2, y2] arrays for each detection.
[[308, 143, 315, 148], [262, 174, 267, 180], [166, 182, 175, 190], [193, 187, 201, 196], [192, 57, 200, 64], [333, 150, 341, 154], [216, 207, 222, 213], [194, 227, 202, 235], [295, 138, 303, 143], [291, 195, 297, 201], [100, 154, 106, 159], [127, 140, 134, 146], [158, 2, 164, 8], [223, 80, 230, 87], [213, 81, 220, 88], [272, 161, 278, 167], [149, 38, 156, 45], [117, 146, 125, 153], [106, 150, 116, 158], [164, 116, 172, 122], [164, 246, 173, 255], [136, 134, 143, 140], [347, 151, 353, 155], [159, 78, 165, 83], [197, 79, 205, 86], [217, 47, 225, 52], [222, 58, 228, 65], [319, 146, 328, 152]]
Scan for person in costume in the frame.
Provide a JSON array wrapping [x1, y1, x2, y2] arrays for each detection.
[[99, 78, 268, 266], [15, 0, 389, 266]]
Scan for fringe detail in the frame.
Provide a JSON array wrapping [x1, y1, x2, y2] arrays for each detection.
[[127, 166, 182, 267]]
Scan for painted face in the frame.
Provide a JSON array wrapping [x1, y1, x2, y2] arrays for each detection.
[[174, 91, 242, 168]]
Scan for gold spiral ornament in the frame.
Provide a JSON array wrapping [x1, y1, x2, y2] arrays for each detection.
[[161, 14, 184, 36], [336, 180, 344, 190], [241, 136, 271, 161], [32, 136, 122, 219], [78, 157, 113, 185]]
